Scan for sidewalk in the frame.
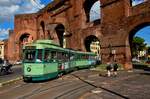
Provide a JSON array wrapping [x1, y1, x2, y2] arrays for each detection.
[[80, 69, 150, 99]]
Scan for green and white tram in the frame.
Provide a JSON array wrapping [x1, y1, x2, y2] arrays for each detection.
[[22, 40, 96, 81]]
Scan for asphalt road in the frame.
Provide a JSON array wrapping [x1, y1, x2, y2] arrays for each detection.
[[0, 69, 150, 99], [0, 65, 22, 83]]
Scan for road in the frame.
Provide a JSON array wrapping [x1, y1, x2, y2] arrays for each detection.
[[0, 69, 150, 99], [0, 65, 22, 83]]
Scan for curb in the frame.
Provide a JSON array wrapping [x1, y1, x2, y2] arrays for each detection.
[[0, 77, 22, 87]]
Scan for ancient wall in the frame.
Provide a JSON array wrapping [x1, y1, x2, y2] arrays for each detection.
[[6, 0, 150, 70]]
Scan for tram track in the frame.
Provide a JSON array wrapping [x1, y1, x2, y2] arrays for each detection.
[[54, 84, 94, 99], [0, 78, 75, 98], [71, 74, 130, 99], [0, 70, 137, 99], [18, 78, 81, 99], [0, 82, 30, 94]]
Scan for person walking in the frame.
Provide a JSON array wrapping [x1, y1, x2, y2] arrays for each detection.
[[106, 62, 113, 77], [113, 60, 118, 77]]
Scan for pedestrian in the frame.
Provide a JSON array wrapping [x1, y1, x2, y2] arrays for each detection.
[[113, 60, 118, 77], [106, 62, 113, 77]]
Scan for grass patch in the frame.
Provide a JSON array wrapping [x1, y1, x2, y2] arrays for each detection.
[[132, 63, 150, 70], [94, 63, 124, 72]]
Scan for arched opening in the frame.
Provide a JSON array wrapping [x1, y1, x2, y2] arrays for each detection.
[[19, 33, 33, 59], [129, 23, 150, 63], [84, 35, 100, 54], [131, 0, 147, 6], [90, 1, 101, 22], [47, 30, 51, 39], [55, 24, 65, 47], [83, 0, 101, 22], [40, 21, 45, 39]]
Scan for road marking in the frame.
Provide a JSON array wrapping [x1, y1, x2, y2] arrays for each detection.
[[0, 77, 22, 87], [0, 83, 2, 87], [88, 74, 99, 78], [91, 88, 102, 94]]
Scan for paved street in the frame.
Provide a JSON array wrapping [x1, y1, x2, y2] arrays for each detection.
[[0, 68, 150, 99], [0, 65, 22, 84]]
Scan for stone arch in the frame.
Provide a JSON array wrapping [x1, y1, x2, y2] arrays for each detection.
[[130, 0, 146, 6], [40, 21, 45, 39], [55, 24, 65, 47], [89, 1, 101, 22], [15, 33, 33, 60], [129, 22, 150, 58], [84, 35, 100, 54], [129, 22, 150, 45], [15, 32, 34, 44], [46, 23, 66, 47], [83, 0, 100, 22]]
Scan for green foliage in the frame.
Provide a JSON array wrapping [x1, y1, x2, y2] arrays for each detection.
[[147, 46, 150, 55], [95, 63, 124, 71], [131, 36, 147, 57]]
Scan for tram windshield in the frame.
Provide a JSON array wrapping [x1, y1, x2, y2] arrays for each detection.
[[23, 49, 43, 63], [23, 50, 36, 63]]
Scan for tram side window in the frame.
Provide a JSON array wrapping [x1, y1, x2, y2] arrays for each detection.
[[36, 49, 43, 62], [44, 50, 51, 62], [76, 54, 81, 60], [80, 55, 88, 60], [57, 52, 61, 61], [57, 52, 69, 62], [51, 51, 57, 61], [69, 54, 74, 60], [62, 52, 69, 61]]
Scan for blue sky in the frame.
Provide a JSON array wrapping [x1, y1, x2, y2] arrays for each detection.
[[0, 0, 149, 46], [0, 0, 53, 40], [135, 26, 150, 46]]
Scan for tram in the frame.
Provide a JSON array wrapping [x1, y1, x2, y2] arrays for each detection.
[[22, 40, 97, 81]]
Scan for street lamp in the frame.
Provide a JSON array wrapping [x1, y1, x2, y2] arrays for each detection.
[[108, 44, 112, 56], [108, 44, 116, 62]]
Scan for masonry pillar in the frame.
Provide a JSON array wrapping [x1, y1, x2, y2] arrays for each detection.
[[101, 35, 132, 70]]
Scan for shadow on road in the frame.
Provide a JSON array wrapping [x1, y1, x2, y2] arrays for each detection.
[[140, 72, 150, 76]]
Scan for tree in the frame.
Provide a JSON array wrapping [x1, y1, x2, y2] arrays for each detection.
[[147, 46, 150, 55], [131, 36, 147, 58]]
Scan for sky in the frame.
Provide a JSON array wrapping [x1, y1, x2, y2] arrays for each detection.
[[0, 0, 149, 45], [135, 26, 150, 46], [0, 0, 53, 40]]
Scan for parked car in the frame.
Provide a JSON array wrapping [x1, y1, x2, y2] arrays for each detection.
[[132, 58, 140, 63], [15, 60, 22, 65], [0, 58, 3, 64]]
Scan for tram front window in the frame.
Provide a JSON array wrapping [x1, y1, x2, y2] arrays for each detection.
[[23, 50, 36, 63]]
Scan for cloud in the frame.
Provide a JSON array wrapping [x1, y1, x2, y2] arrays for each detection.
[[0, 28, 10, 40], [0, 0, 45, 23], [0, 0, 46, 40]]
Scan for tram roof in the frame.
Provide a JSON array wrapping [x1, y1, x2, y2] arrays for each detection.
[[23, 40, 96, 55]]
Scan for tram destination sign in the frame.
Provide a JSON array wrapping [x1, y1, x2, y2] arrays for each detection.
[[25, 46, 36, 49]]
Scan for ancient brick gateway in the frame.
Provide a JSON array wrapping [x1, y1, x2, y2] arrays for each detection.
[[6, 0, 150, 70]]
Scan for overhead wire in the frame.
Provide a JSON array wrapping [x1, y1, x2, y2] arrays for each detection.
[[32, 0, 43, 9]]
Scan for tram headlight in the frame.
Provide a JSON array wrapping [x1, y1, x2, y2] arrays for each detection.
[[27, 67, 31, 72]]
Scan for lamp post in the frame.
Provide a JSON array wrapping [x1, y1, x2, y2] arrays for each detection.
[[108, 44, 112, 56], [108, 44, 116, 62]]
